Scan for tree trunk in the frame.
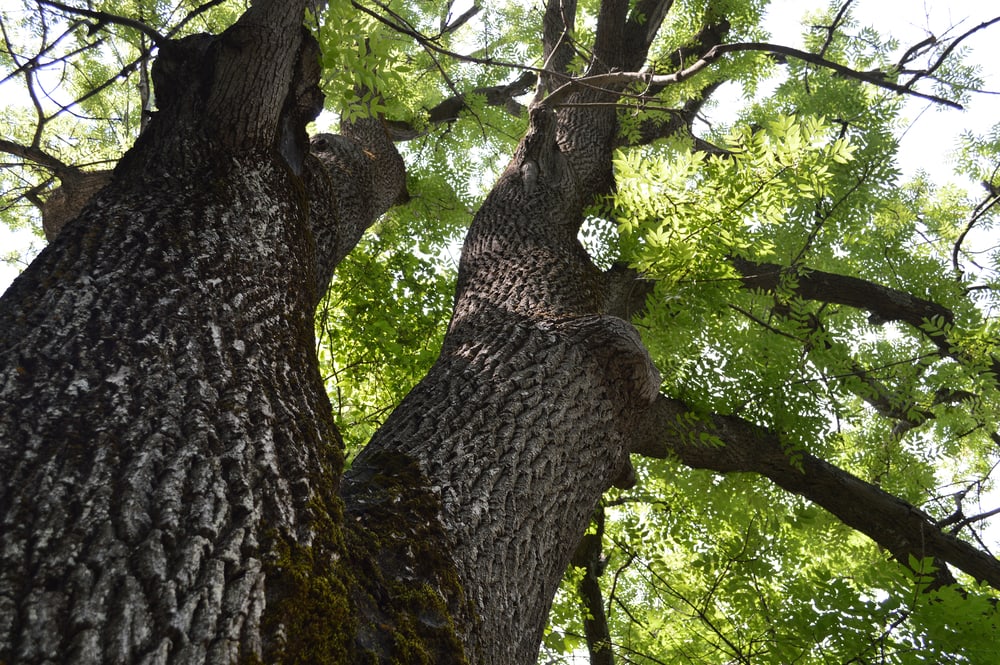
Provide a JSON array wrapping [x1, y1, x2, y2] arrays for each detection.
[[0, 2, 418, 662], [342, 0, 668, 655]]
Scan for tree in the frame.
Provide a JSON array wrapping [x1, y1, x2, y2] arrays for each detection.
[[1, 0, 999, 663]]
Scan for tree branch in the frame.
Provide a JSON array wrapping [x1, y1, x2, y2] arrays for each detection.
[[540, 41, 965, 111], [903, 15, 1000, 90], [632, 395, 1000, 590], [622, 0, 675, 70], [729, 257, 955, 346], [953, 178, 1000, 278], [0, 138, 73, 176], [816, 0, 856, 59], [381, 71, 537, 140], [437, 2, 479, 37], [570, 509, 614, 665], [538, 0, 578, 97], [37, 0, 166, 47], [729, 255, 1000, 392], [167, 0, 231, 38]]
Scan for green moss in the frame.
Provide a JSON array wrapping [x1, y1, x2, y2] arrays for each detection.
[[256, 451, 470, 664], [257, 492, 353, 664], [340, 451, 470, 664]]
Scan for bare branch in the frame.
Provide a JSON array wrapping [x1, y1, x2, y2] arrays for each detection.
[[380, 71, 535, 142], [167, 0, 231, 38], [904, 15, 1000, 90], [351, 0, 543, 82], [540, 41, 965, 111], [38, 0, 166, 47], [953, 177, 1000, 278], [436, 2, 479, 37], [896, 34, 937, 70], [0, 18, 92, 88]]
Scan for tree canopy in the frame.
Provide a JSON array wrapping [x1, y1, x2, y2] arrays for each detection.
[[2, 0, 1000, 662]]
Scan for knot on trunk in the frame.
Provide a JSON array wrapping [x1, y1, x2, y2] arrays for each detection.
[[515, 105, 567, 195], [151, 33, 216, 111], [40, 169, 113, 240]]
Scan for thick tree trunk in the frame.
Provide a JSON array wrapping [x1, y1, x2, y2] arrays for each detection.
[[343, 9, 665, 654], [2, 0, 666, 662], [11, 0, 994, 662], [0, 3, 416, 662], [344, 116, 661, 662], [1, 154, 330, 663]]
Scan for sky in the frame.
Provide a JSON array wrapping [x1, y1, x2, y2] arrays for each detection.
[[771, 0, 1000, 184]]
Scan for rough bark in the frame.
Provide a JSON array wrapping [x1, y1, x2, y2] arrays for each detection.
[[5, 0, 995, 662], [0, 2, 414, 662], [341, 2, 668, 662]]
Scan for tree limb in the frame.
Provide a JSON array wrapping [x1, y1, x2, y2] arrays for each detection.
[[571, 509, 614, 665], [0, 138, 73, 176], [953, 178, 1000, 278], [903, 15, 1000, 90], [381, 71, 537, 140], [540, 41, 964, 110], [729, 257, 955, 344], [632, 394, 1000, 590], [622, 0, 675, 69], [539, 0, 578, 97], [728, 256, 1000, 387], [37, 0, 166, 47], [816, 0, 856, 60]]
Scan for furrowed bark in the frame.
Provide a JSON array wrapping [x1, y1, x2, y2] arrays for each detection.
[[342, 1, 667, 662], [0, 3, 412, 661]]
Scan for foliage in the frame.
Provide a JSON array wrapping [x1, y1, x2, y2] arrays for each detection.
[[3, 0, 1000, 663]]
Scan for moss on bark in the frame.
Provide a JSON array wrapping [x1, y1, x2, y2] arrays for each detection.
[[258, 452, 469, 663]]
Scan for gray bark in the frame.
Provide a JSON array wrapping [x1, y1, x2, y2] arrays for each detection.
[[6, 0, 996, 662], [0, 2, 410, 662], [2, 0, 671, 660], [342, 3, 670, 662]]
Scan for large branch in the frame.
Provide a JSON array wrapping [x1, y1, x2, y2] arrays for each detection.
[[632, 395, 1000, 590], [730, 257, 1000, 384], [622, 0, 675, 69], [411, 71, 536, 130], [0, 138, 73, 176], [731, 257, 954, 332], [539, 0, 577, 96], [37, 0, 166, 46]]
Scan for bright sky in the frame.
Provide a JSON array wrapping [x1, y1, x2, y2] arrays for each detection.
[[1, 0, 998, 293], [767, 0, 1000, 184]]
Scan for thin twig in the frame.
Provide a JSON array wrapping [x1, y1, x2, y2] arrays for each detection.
[[904, 15, 1000, 89], [168, 0, 230, 38]]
